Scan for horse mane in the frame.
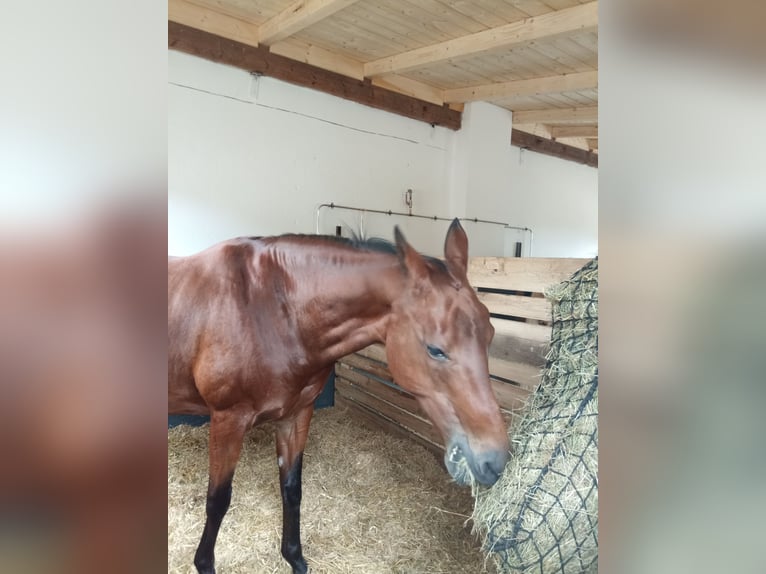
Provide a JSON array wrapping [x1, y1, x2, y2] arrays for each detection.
[[321, 234, 399, 256], [328, 233, 449, 274], [259, 233, 448, 273]]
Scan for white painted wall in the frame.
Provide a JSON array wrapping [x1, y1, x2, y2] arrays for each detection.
[[169, 50, 453, 256], [454, 102, 598, 258], [169, 51, 597, 259], [503, 145, 598, 258]]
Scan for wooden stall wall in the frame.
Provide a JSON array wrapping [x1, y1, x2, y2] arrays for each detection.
[[335, 257, 588, 454]]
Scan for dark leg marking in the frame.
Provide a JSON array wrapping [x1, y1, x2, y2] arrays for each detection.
[[194, 475, 233, 574], [281, 453, 307, 574]]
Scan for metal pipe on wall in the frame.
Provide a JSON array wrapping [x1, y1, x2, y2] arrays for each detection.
[[315, 202, 534, 256], [315, 202, 516, 230], [527, 228, 534, 257]]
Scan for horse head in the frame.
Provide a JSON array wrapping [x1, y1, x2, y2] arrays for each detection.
[[385, 220, 510, 486]]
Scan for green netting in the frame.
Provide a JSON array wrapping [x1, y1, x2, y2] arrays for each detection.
[[473, 258, 598, 573]]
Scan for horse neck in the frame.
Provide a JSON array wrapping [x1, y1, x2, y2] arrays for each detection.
[[286, 244, 404, 362]]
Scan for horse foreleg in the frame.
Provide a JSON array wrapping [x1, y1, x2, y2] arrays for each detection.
[[194, 409, 249, 574], [275, 405, 315, 574]]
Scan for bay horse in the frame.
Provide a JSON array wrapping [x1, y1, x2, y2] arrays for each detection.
[[168, 219, 510, 574]]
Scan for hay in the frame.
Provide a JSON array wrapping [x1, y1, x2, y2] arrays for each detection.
[[472, 258, 599, 573], [168, 406, 493, 574]]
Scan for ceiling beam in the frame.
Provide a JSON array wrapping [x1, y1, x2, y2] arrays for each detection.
[[169, 0, 260, 47], [269, 38, 364, 79], [168, 22, 461, 130], [169, 1, 448, 106], [512, 129, 597, 168], [251, 41, 448, 104], [512, 106, 598, 124], [550, 125, 598, 138], [371, 75, 445, 106], [444, 70, 597, 103], [258, 0, 360, 45], [364, 1, 598, 77]]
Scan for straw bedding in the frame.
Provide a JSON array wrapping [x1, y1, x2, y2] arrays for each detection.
[[472, 258, 599, 573], [168, 406, 492, 574]]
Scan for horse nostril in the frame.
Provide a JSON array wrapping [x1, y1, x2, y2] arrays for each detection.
[[477, 451, 508, 485], [481, 460, 500, 482]]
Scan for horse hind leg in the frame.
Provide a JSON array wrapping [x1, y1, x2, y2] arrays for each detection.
[[193, 409, 249, 574], [275, 405, 315, 574]]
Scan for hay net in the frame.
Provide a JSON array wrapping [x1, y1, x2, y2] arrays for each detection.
[[473, 257, 598, 574]]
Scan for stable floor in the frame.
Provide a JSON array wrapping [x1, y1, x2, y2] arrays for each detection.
[[168, 405, 492, 573]]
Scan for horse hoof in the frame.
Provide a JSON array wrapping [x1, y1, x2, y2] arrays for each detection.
[[193, 557, 215, 574]]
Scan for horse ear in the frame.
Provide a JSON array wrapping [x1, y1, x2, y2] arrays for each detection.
[[394, 226, 428, 279], [444, 218, 468, 279]]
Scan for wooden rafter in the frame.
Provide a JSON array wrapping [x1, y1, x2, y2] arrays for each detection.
[[364, 1, 598, 77], [444, 71, 597, 103], [169, 0, 448, 105], [169, 0, 260, 47], [269, 38, 364, 79], [167, 1, 598, 141], [512, 129, 597, 168], [370, 75, 445, 106], [258, 0, 360, 45], [512, 106, 598, 124], [168, 22, 461, 129], [550, 125, 598, 138]]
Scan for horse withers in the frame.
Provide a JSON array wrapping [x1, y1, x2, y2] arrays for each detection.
[[168, 219, 510, 573]]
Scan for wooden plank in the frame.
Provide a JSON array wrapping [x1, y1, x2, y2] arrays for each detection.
[[468, 257, 589, 293], [269, 38, 364, 79], [335, 377, 443, 445], [336, 363, 422, 416], [586, 137, 598, 150], [550, 125, 598, 138], [477, 291, 553, 322], [336, 394, 443, 455], [488, 316, 552, 370], [492, 317, 551, 345], [354, 343, 387, 365], [341, 347, 535, 407], [270, 42, 449, 106], [490, 379, 533, 413], [338, 371, 527, 440], [339, 353, 393, 382], [169, 0, 260, 47], [258, 0, 361, 45], [444, 70, 598, 103], [512, 105, 598, 124], [367, 0, 486, 40], [512, 128, 598, 167], [350, 340, 543, 389], [167, 22, 462, 130], [364, 2, 598, 76], [371, 75, 445, 106], [490, 333, 548, 372], [489, 356, 544, 389]]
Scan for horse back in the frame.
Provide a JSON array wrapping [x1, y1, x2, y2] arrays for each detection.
[[168, 238, 306, 414]]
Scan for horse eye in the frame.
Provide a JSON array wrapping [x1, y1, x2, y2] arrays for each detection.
[[426, 344, 449, 361]]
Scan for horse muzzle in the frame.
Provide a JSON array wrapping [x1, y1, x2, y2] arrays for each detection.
[[444, 435, 509, 486]]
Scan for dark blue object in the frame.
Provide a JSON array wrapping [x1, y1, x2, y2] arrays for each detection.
[[168, 370, 336, 428]]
